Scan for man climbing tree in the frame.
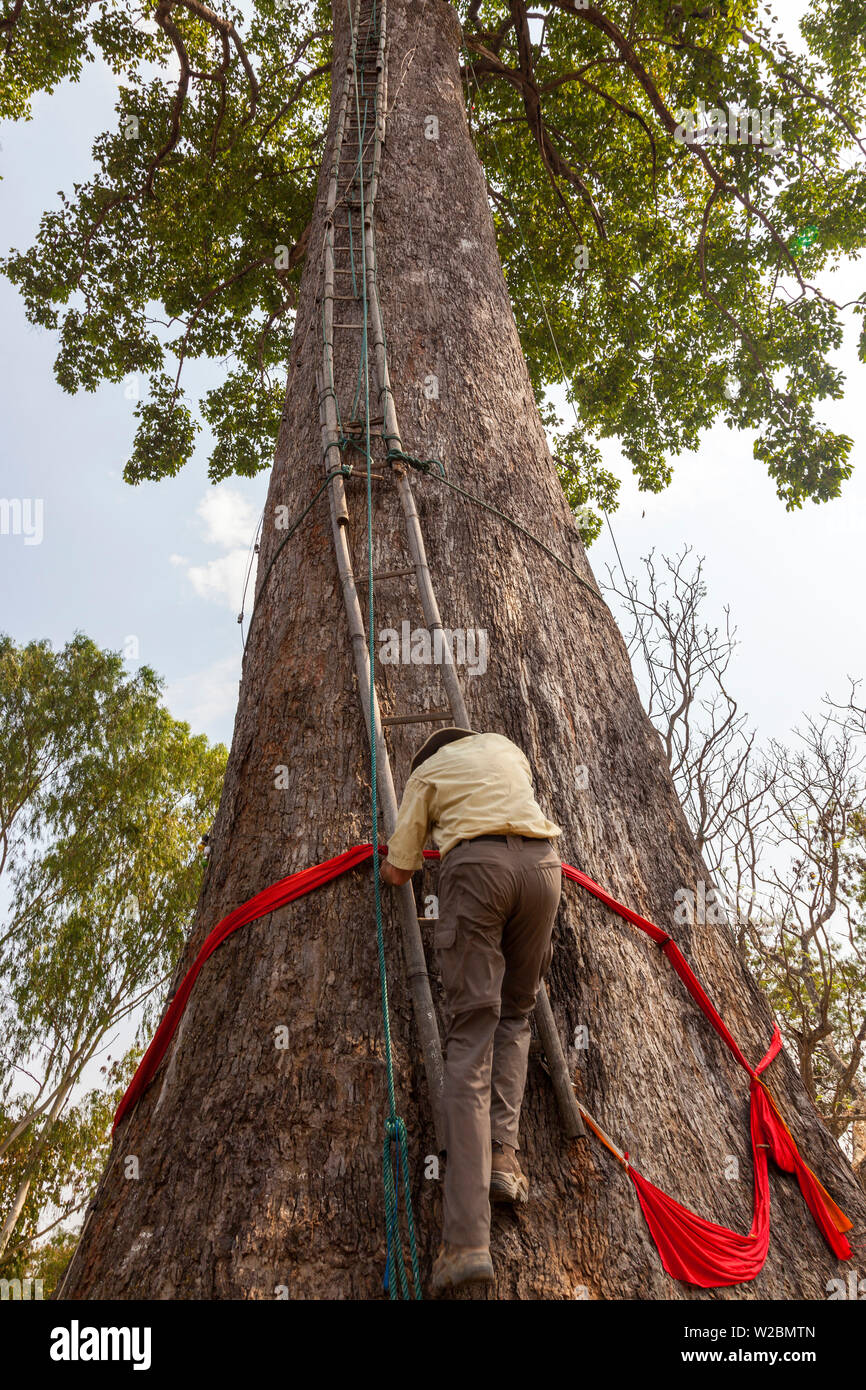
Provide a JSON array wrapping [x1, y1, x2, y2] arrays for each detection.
[[381, 726, 568, 1294], [3, 0, 866, 1299]]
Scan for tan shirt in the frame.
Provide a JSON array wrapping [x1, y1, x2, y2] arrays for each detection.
[[385, 732, 562, 871]]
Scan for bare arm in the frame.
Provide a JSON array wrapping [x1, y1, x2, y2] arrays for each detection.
[[380, 860, 415, 887]]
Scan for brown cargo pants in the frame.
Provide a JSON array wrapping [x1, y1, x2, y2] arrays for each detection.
[[434, 833, 563, 1248]]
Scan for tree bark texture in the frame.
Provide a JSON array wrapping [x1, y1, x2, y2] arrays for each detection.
[[59, 0, 866, 1299]]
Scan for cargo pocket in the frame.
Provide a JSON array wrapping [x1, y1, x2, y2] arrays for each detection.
[[433, 923, 456, 952], [433, 922, 459, 1027]]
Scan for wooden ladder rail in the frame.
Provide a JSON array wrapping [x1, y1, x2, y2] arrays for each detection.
[[356, 1, 586, 1145], [319, 0, 585, 1148], [318, 0, 446, 1149]]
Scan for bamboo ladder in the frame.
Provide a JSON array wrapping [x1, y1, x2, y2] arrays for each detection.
[[315, 0, 586, 1152]]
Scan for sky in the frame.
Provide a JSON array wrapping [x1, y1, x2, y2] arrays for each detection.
[[0, 14, 863, 766]]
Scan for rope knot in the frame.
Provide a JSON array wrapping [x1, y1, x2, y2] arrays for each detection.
[[385, 447, 446, 478]]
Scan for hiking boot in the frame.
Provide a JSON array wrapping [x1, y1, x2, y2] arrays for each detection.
[[490, 1140, 529, 1205], [431, 1243, 494, 1294]]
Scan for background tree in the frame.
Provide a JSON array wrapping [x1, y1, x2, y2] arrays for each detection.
[[608, 553, 866, 1190], [0, 1058, 133, 1285], [0, 635, 227, 1266], [2, 0, 866, 1300]]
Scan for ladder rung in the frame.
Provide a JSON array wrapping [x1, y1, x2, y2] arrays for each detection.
[[381, 711, 454, 729], [356, 566, 416, 584]]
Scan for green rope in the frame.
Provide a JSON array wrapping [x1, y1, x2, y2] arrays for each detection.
[[384, 444, 446, 478], [346, 0, 421, 1301]]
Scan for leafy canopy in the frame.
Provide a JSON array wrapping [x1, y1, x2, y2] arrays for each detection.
[[0, 633, 226, 1267], [0, 632, 227, 1080], [1, 0, 864, 516]]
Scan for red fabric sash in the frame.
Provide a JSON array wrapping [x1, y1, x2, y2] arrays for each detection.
[[113, 845, 375, 1129], [561, 863, 756, 1074], [561, 861, 852, 1279], [113, 842, 853, 1286], [628, 1035, 852, 1286]]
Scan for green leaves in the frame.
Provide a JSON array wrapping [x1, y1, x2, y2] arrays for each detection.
[[0, 1051, 139, 1284], [0, 634, 227, 1267], [0, 0, 95, 121], [1, 1, 329, 484], [202, 363, 287, 481], [0, 634, 227, 1057], [551, 425, 619, 543], [127, 373, 200, 481], [0, 1, 864, 510], [464, 0, 866, 513]]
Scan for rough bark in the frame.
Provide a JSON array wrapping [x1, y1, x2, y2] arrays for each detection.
[[59, 0, 866, 1299]]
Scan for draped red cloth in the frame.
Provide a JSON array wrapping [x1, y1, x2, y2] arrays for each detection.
[[113, 844, 375, 1129], [561, 863, 755, 1071], [113, 842, 853, 1286], [628, 1034, 852, 1287], [560, 861, 852, 1281]]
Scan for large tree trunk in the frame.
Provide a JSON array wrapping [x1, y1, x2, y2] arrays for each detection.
[[59, 0, 865, 1299]]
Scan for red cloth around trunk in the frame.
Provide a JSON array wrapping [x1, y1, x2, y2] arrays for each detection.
[[628, 1035, 851, 1288], [113, 844, 375, 1129], [112, 842, 852, 1286]]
